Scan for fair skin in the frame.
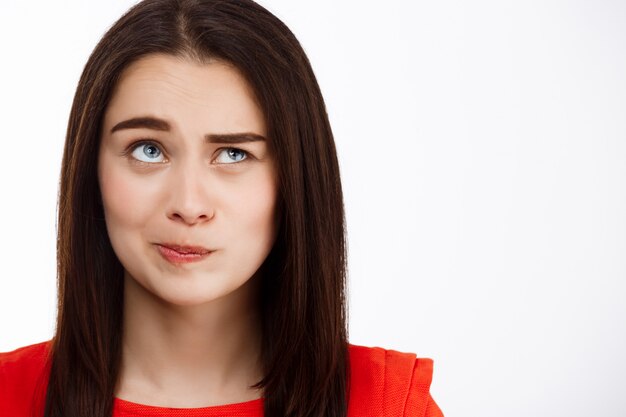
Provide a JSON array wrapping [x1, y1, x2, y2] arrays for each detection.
[[97, 53, 278, 407]]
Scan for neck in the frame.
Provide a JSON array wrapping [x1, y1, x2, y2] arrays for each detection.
[[116, 272, 264, 407]]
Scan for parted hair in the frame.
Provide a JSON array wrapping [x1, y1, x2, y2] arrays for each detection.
[[45, 1, 349, 416]]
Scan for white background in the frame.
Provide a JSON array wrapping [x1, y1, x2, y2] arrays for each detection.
[[1, 1, 625, 416]]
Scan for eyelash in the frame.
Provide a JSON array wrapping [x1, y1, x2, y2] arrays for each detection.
[[125, 140, 250, 166]]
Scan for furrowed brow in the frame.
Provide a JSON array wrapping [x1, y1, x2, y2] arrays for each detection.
[[110, 117, 266, 144], [205, 133, 267, 144], [110, 117, 171, 133]]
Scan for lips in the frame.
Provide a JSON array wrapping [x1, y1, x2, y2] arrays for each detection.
[[157, 243, 212, 255], [155, 243, 215, 265]]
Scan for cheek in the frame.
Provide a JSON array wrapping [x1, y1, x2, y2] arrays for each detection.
[[99, 164, 158, 235], [227, 170, 278, 241], [245, 174, 277, 226]]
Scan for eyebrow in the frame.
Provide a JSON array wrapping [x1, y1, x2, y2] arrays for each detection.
[[109, 116, 266, 143]]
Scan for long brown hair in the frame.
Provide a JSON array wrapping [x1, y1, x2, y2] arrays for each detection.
[[45, 1, 349, 416]]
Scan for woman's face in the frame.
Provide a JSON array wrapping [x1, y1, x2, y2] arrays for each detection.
[[98, 53, 278, 306]]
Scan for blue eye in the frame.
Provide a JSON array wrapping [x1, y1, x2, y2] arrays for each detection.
[[215, 148, 248, 164], [130, 142, 164, 163]]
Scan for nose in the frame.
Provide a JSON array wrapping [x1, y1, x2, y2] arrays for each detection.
[[165, 161, 215, 226]]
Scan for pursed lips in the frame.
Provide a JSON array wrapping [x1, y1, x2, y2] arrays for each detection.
[[156, 243, 213, 255]]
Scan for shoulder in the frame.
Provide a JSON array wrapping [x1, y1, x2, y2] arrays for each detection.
[[0, 341, 51, 416], [347, 343, 444, 417]]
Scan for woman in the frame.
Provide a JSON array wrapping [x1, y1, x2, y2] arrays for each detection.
[[0, 1, 443, 416]]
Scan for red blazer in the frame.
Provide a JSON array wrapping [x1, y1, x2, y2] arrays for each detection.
[[0, 341, 443, 416]]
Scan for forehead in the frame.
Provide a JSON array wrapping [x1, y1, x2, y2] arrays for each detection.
[[103, 53, 266, 135]]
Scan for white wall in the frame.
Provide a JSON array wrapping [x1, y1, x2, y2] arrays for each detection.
[[1, 1, 625, 416]]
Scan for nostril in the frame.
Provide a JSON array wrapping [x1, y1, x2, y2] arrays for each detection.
[[168, 209, 215, 225]]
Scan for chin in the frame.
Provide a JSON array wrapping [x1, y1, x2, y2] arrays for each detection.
[[152, 282, 235, 307], [157, 274, 259, 308]]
